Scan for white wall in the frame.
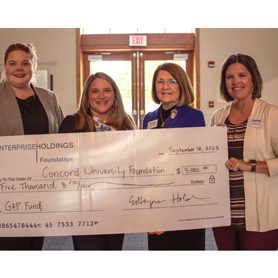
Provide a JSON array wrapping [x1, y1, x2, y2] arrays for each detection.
[[0, 28, 76, 116], [200, 28, 278, 123], [1, 28, 278, 124]]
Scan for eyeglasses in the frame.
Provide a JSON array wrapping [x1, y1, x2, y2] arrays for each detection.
[[156, 79, 178, 86]]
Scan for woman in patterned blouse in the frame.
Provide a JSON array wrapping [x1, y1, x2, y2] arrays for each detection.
[[210, 54, 278, 250], [59, 72, 135, 250]]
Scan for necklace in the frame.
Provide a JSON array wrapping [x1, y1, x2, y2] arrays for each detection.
[[160, 109, 170, 127], [159, 104, 178, 128]]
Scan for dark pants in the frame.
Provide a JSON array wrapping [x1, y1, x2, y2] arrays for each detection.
[[0, 237, 44, 250], [213, 226, 278, 250], [148, 229, 205, 250], [73, 234, 124, 250]]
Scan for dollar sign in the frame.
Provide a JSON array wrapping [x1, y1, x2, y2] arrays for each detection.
[[177, 168, 181, 175]]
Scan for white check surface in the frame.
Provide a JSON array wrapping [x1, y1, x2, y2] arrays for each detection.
[[0, 127, 230, 236]]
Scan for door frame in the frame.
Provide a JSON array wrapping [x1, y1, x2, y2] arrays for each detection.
[[76, 31, 200, 110]]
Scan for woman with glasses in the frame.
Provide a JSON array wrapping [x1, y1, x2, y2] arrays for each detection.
[[143, 62, 206, 250]]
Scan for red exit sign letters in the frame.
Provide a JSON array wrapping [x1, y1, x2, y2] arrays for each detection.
[[129, 35, 147, 46]]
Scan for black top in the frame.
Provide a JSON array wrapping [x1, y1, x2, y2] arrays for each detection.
[[59, 112, 114, 133], [157, 105, 177, 128], [16, 94, 49, 134], [59, 113, 82, 133]]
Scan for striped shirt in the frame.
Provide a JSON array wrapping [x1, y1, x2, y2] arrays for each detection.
[[225, 118, 247, 230]]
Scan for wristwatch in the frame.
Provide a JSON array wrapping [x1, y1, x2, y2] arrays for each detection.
[[250, 159, 257, 172]]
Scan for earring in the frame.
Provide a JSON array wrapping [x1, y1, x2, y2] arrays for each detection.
[[113, 98, 118, 108]]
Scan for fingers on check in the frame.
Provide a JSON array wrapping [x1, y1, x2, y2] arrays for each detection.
[[225, 157, 239, 171], [148, 231, 164, 235]]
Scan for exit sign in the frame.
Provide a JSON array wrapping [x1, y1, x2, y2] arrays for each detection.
[[129, 35, 147, 46]]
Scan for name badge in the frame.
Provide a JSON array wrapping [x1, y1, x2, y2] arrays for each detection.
[[250, 118, 263, 128], [147, 119, 158, 129]]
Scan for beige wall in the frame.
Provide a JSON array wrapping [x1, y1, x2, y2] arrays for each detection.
[[200, 28, 278, 123], [1, 28, 278, 124], [0, 28, 76, 116]]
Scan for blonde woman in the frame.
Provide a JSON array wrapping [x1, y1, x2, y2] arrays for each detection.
[[59, 72, 135, 250]]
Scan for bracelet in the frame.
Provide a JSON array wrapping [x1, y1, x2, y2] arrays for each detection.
[[250, 159, 257, 172]]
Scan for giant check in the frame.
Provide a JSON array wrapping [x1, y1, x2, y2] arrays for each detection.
[[0, 127, 230, 236]]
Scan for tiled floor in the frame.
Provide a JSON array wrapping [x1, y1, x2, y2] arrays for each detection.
[[43, 229, 217, 250]]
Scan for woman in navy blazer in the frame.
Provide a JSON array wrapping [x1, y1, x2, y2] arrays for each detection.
[[143, 62, 206, 250]]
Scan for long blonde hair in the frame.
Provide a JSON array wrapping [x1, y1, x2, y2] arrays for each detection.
[[76, 72, 135, 131]]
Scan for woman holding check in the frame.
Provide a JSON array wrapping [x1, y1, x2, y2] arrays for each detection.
[[210, 54, 278, 250], [59, 72, 135, 250], [143, 62, 206, 250], [0, 42, 63, 250]]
